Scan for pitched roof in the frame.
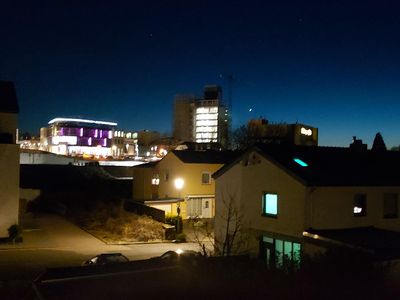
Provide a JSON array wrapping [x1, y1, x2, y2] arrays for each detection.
[[0, 81, 19, 113], [214, 143, 400, 186], [172, 150, 239, 164], [132, 161, 158, 169]]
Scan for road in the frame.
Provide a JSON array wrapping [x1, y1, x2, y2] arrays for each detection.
[[0, 213, 208, 299]]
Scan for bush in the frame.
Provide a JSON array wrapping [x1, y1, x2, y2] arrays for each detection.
[[8, 224, 22, 242], [76, 202, 165, 243], [175, 232, 186, 242], [166, 215, 184, 234]]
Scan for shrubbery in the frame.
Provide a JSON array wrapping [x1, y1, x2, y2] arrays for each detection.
[[8, 224, 22, 243], [75, 202, 164, 243], [166, 214, 183, 233]]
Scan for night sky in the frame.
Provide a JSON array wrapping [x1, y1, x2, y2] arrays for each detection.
[[2, 0, 400, 147]]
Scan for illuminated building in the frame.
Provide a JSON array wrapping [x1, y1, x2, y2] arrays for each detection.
[[112, 130, 139, 157], [41, 118, 117, 157], [246, 118, 318, 146], [173, 85, 229, 149]]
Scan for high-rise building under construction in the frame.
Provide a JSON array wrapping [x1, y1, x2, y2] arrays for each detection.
[[173, 85, 229, 149]]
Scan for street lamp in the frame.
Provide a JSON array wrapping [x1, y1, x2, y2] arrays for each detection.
[[174, 178, 184, 233]]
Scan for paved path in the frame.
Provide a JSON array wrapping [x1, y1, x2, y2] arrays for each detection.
[[0, 213, 214, 298], [0, 213, 108, 251], [0, 213, 208, 279]]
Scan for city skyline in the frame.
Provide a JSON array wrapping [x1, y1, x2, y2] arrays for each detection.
[[2, 1, 400, 147]]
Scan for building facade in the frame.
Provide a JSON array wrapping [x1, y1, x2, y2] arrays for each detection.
[[0, 81, 20, 237], [246, 118, 318, 146], [41, 118, 117, 158], [214, 143, 400, 265], [133, 150, 236, 219], [173, 85, 229, 149]]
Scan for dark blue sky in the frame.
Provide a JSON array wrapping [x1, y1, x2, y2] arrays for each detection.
[[1, 0, 400, 147]]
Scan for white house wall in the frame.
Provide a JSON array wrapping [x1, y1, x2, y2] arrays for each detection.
[[0, 112, 17, 142], [0, 144, 20, 237], [214, 161, 244, 252], [241, 153, 307, 238], [215, 151, 307, 255], [309, 186, 400, 231]]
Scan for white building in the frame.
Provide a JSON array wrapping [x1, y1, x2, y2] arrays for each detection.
[[41, 118, 117, 158], [214, 143, 400, 265], [173, 85, 229, 149], [0, 81, 20, 237]]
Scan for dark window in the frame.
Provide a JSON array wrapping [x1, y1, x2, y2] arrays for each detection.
[[201, 172, 211, 184], [353, 194, 366, 216], [384, 193, 398, 219]]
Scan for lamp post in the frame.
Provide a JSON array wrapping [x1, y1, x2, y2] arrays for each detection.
[[174, 178, 184, 233]]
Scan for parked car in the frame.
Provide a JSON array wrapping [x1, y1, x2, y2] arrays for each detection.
[[153, 249, 202, 262], [82, 253, 129, 266]]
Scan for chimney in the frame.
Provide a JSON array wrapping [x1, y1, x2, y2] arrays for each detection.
[[349, 136, 367, 152]]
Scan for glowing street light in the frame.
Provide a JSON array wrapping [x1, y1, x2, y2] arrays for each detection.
[[174, 178, 184, 191]]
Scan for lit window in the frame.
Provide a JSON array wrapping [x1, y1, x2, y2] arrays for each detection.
[[262, 193, 278, 217], [152, 175, 160, 185], [384, 193, 398, 219], [294, 158, 308, 167], [353, 194, 366, 216], [201, 172, 211, 184], [260, 235, 301, 269]]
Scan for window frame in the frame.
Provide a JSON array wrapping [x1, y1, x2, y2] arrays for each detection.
[[262, 192, 278, 218], [201, 172, 212, 185], [353, 194, 367, 217], [151, 174, 160, 185], [260, 235, 301, 269]]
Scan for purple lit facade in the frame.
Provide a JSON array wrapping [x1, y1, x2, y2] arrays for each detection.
[[42, 118, 117, 156], [56, 126, 113, 147]]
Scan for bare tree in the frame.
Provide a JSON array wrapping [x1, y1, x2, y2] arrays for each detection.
[[188, 217, 214, 257], [188, 193, 248, 257], [214, 193, 248, 256]]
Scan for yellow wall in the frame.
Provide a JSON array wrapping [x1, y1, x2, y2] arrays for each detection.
[[132, 166, 157, 200], [156, 153, 222, 199], [134, 152, 224, 219], [0, 144, 20, 237]]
